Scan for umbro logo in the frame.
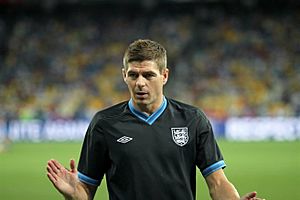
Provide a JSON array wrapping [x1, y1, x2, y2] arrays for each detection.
[[117, 136, 133, 144]]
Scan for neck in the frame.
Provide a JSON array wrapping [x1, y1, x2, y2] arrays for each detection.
[[132, 96, 164, 116]]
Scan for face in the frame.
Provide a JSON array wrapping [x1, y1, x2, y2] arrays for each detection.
[[122, 60, 169, 114]]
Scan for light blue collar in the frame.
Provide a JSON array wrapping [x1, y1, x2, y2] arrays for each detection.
[[128, 96, 167, 125]]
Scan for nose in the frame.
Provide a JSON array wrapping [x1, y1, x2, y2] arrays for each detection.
[[136, 75, 146, 87]]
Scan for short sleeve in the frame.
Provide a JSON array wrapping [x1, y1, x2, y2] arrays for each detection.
[[77, 114, 110, 186], [195, 113, 226, 177]]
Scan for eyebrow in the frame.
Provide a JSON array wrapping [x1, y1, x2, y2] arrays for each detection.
[[127, 70, 157, 75], [143, 71, 157, 76]]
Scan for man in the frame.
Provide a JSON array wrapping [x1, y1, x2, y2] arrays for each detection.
[[47, 39, 264, 200]]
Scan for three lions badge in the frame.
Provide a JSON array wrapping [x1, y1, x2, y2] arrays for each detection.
[[171, 127, 189, 146]]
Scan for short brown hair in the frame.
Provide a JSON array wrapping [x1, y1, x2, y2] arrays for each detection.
[[123, 39, 167, 72]]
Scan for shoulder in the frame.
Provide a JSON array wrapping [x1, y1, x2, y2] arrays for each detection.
[[167, 98, 207, 119], [90, 101, 129, 127]]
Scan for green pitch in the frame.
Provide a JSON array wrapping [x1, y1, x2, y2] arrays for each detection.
[[0, 140, 299, 199]]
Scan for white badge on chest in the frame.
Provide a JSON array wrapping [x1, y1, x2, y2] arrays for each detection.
[[171, 127, 189, 146]]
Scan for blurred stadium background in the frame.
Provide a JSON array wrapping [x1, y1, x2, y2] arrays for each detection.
[[0, 0, 299, 199]]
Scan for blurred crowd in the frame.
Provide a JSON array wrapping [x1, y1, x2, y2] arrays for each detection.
[[0, 3, 300, 121]]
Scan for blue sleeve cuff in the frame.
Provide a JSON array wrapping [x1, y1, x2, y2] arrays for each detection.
[[202, 160, 226, 177], [78, 171, 101, 186]]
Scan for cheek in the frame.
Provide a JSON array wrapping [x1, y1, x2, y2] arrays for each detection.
[[152, 81, 163, 91], [127, 82, 135, 91], [125, 78, 134, 86]]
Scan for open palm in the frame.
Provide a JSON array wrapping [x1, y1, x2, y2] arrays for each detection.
[[47, 159, 79, 199]]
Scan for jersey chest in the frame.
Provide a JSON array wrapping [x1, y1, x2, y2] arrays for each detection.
[[103, 116, 198, 167]]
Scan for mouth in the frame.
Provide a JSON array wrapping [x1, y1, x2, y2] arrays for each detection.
[[135, 91, 148, 99]]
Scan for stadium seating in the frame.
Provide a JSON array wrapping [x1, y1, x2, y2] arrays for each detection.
[[0, 2, 299, 121]]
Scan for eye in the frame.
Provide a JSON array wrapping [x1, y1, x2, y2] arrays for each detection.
[[143, 73, 156, 79], [128, 72, 138, 79]]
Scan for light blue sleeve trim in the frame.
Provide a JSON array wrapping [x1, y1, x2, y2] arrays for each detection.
[[78, 171, 101, 186], [202, 160, 226, 177]]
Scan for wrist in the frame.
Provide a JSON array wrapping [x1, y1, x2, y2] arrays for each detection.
[[63, 183, 82, 200]]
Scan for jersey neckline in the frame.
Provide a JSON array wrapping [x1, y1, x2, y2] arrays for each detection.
[[128, 96, 167, 125]]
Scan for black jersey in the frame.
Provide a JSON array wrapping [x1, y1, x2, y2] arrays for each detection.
[[77, 97, 226, 200]]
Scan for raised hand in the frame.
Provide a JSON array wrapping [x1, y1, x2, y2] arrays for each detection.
[[46, 159, 79, 199]]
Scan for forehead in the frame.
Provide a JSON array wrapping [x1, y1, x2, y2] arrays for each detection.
[[126, 60, 160, 73]]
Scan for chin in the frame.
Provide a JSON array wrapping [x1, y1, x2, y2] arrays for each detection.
[[134, 98, 150, 105], [135, 99, 148, 104]]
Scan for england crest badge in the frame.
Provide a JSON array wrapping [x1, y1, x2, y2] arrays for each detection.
[[171, 127, 189, 146]]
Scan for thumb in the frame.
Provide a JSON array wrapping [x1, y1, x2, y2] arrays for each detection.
[[70, 159, 77, 173], [248, 191, 257, 198], [242, 191, 257, 199]]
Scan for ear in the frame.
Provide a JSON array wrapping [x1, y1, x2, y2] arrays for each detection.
[[162, 68, 169, 85], [122, 68, 127, 83]]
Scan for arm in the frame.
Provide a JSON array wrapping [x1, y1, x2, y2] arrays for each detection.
[[205, 169, 240, 200], [205, 169, 264, 200], [47, 159, 98, 200]]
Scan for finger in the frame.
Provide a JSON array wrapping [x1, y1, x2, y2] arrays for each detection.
[[47, 172, 57, 183], [47, 164, 62, 186], [47, 172, 62, 191], [53, 159, 64, 170], [48, 160, 60, 174], [47, 165, 59, 180], [70, 159, 77, 173]]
